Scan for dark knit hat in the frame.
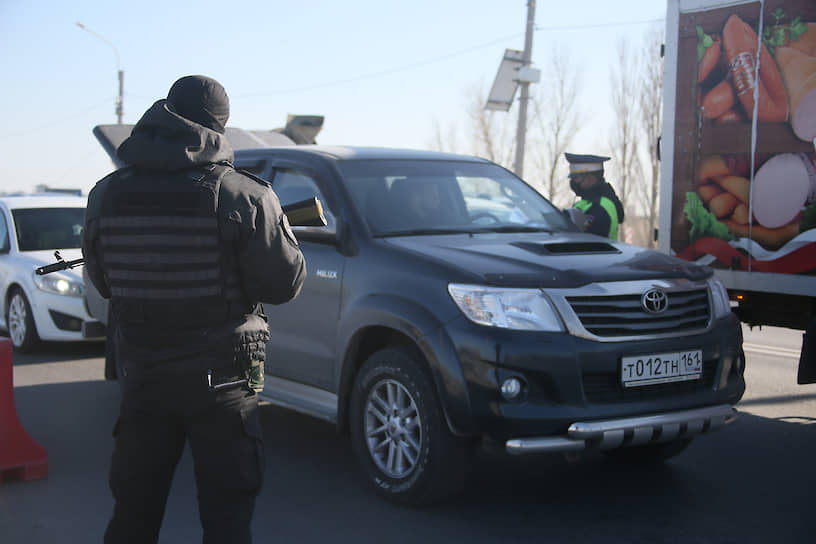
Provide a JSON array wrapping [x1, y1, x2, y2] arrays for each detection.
[[167, 75, 229, 134]]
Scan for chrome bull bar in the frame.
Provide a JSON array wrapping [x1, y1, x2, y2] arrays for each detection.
[[506, 404, 739, 455]]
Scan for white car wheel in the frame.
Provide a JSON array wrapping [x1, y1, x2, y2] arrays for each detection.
[[7, 289, 39, 352]]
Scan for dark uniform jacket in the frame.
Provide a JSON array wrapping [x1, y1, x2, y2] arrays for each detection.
[[574, 180, 625, 239], [82, 99, 306, 372]]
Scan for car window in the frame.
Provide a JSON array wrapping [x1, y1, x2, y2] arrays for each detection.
[[0, 210, 9, 252], [271, 169, 337, 231], [339, 159, 571, 236], [12, 207, 85, 251]]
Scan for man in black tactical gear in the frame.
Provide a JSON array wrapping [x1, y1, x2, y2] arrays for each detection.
[[82, 75, 306, 544]]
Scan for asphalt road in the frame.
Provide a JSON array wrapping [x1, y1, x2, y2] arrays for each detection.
[[1, 325, 814, 543]]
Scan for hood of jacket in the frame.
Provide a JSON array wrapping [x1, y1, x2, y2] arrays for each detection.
[[116, 99, 234, 170]]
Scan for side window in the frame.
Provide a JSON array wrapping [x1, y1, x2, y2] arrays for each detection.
[[272, 169, 337, 233], [0, 211, 8, 252]]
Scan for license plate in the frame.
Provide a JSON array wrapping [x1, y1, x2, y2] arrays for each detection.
[[620, 350, 703, 387]]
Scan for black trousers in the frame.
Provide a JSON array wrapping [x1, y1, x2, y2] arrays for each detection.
[[104, 365, 263, 544]]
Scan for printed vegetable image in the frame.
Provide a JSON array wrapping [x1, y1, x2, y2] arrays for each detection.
[[697, 29, 722, 83]]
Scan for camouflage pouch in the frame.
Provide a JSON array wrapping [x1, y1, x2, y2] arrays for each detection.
[[247, 360, 265, 393]]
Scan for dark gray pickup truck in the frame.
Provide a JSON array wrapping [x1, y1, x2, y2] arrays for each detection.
[[87, 130, 745, 505]]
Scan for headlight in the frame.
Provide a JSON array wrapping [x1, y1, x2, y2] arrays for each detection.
[[32, 271, 84, 297], [448, 284, 564, 331], [708, 277, 732, 319]]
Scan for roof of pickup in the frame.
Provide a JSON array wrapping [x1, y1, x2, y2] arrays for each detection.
[[234, 145, 492, 163]]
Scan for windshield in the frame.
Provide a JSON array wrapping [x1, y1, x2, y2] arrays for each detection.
[[339, 159, 572, 236], [12, 208, 85, 251]]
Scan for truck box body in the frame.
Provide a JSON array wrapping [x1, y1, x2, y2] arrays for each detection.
[[659, 0, 816, 348]]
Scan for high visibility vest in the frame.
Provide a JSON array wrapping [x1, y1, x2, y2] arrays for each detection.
[[574, 197, 620, 240]]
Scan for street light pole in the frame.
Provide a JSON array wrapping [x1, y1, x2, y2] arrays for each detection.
[[76, 22, 123, 124], [513, 0, 536, 178]]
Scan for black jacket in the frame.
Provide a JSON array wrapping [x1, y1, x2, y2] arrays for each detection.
[[576, 180, 625, 238], [82, 99, 306, 368]]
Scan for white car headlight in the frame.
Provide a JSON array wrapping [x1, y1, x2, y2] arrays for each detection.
[[708, 277, 732, 319], [32, 271, 84, 297], [448, 284, 564, 331]]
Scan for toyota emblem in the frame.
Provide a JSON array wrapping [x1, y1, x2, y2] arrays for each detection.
[[641, 288, 669, 314]]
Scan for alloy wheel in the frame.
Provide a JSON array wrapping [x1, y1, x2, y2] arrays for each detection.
[[364, 378, 423, 479], [8, 293, 28, 347]]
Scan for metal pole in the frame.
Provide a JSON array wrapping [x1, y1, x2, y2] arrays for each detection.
[[117, 70, 124, 124], [76, 22, 123, 124], [513, 0, 536, 177]]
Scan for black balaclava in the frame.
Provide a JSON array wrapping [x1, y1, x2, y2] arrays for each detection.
[[570, 172, 603, 198], [166, 75, 230, 134]]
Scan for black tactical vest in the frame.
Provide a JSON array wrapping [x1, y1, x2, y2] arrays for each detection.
[[98, 164, 253, 358]]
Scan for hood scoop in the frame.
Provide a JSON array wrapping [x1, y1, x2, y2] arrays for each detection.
[[512, 241, 620, 255]]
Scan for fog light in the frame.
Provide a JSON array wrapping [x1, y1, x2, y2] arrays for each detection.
[[500, 377, 523, 400]]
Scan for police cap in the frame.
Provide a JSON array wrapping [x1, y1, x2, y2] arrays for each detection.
[[565, 153, 610, 177]]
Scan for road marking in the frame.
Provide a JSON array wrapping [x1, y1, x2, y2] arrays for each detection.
[[742, 342, 800, 360]]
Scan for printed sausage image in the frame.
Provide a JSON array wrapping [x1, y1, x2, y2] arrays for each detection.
[[776, 40, 816, 141], [702, 80, 736, 118], [752, 153, 816, 228], [723, 14, 789, 122]]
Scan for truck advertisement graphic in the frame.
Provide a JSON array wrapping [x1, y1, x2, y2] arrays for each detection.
[[661, 0, 816, 382]]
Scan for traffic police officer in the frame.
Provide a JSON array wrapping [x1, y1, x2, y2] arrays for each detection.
[[565, 153, 625, 240], [82, 75, 306, 544]]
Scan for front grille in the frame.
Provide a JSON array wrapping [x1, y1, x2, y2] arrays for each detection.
[[583, 359, 718, 403], [567, 289, 710, 338]]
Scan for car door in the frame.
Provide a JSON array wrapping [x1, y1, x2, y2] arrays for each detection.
[[235, 157, 345, 391], [0, 208, 10, 327]]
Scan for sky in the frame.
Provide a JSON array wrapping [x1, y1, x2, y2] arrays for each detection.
[[0, 0, 667, 195]]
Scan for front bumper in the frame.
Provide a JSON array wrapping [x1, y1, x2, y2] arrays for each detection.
[[506, 404, 738, 454], [436, 310, 745, 440], [30, 290, 104, 342]]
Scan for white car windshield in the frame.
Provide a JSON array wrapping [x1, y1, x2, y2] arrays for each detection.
[[340, 159, 571, 236], [12, 208, 85, 251]]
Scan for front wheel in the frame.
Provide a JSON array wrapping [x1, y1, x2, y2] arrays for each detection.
[[350, 347, 471, 505], [6, 288, 40, 352]]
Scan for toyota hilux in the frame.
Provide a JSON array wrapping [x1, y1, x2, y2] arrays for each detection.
[[88, 135, 745, 505]]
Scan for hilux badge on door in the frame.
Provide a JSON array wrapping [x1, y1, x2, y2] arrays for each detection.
[[642, 288, 669, 314]]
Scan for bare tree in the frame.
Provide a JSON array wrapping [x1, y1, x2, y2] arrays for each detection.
[[635, 24, 665, 248], [466, 82, 516, 170], [428, 117, 461, 154], [529, 46, 583, 207], [608, 38, 642, 217]]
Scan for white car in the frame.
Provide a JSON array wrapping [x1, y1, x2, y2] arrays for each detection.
[[0, 194, 104, 351]]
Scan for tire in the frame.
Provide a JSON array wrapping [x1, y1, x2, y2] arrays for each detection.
[[6, 288, 40, 352], [350, 347, 471, 506], [603, 438, 693, 464]]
